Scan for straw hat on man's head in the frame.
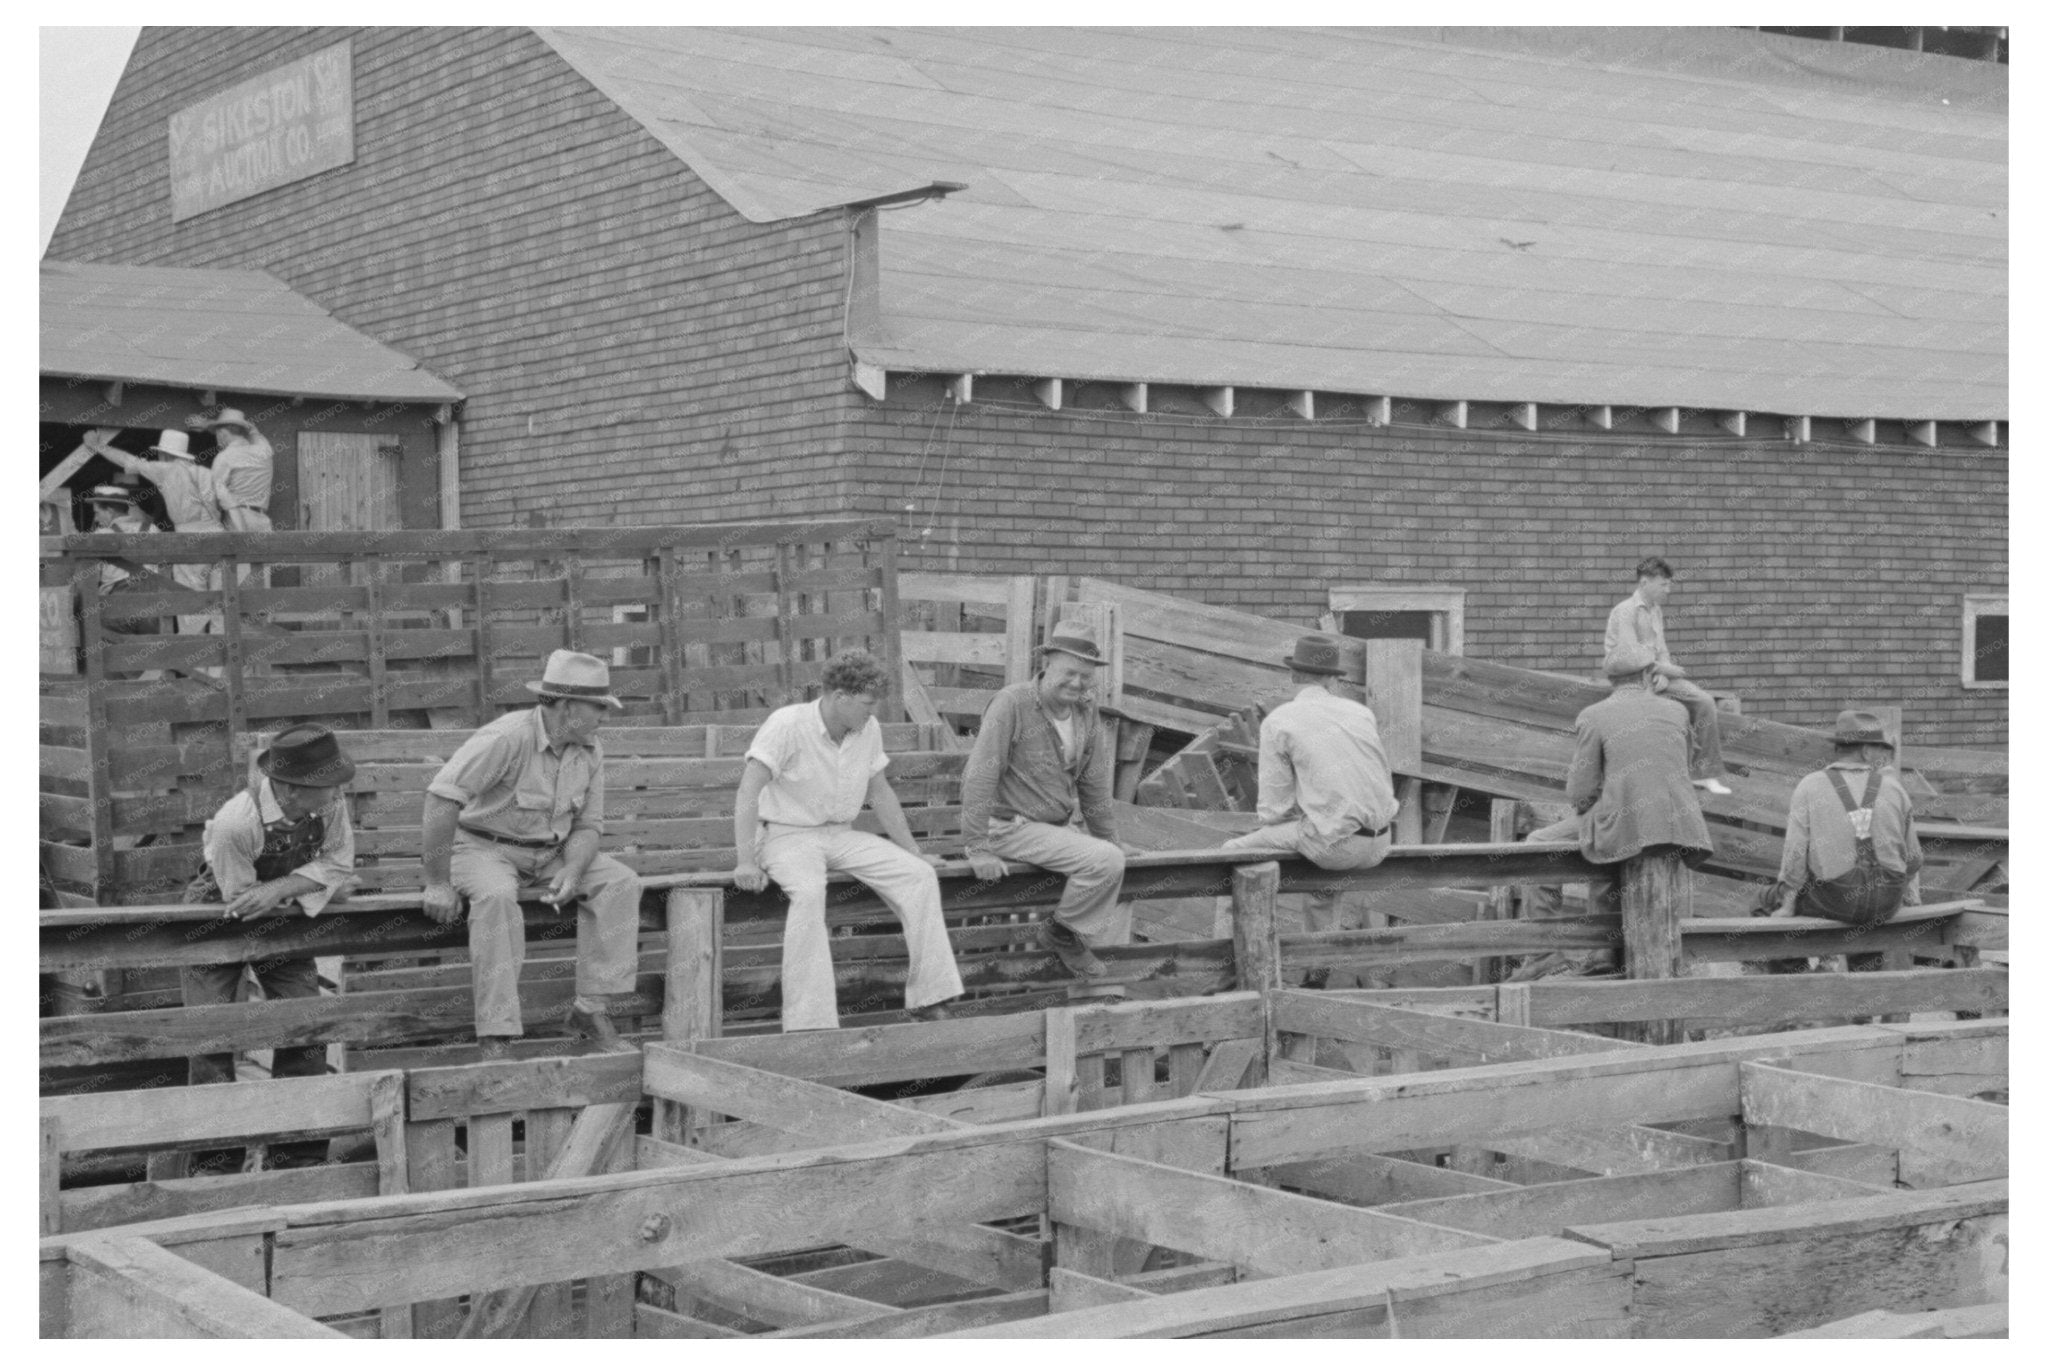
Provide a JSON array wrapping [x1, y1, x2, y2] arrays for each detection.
[[525, 650, 624, 709]]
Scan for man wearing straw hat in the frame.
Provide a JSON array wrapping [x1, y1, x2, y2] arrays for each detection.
[[87, 428, 223, 636], [960, 619, 1129, 978], [189, 407, 276, 533], [80, 484, 165, 679], [180, 724, 359, 1166], [421, 651, 644, 1058], [1222, 635, 1399, 988]]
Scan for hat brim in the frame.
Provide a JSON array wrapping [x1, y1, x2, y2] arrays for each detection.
[[526, 681, 625, 709], [1036, 643, 1106, 667], [1838, 733, 1895, 747], [1284, 656, 1345, 676], [150, 447, 196, 459], [258, 751, 356, 787]]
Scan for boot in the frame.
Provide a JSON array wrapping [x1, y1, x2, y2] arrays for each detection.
[[564, 1004, 625, 1052], [1038, 919, 1106, 978]]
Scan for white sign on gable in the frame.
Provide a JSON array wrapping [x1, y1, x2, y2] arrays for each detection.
[[168, 40, 355, 222]]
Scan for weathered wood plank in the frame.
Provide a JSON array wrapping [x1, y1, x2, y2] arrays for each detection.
[[1383, 1163, 1741, 1238], [1740, 1062, 2006, 1188], [45, 1071, 392, 1152], [67, 1236, 345, 1338], [1047, 1140, 1492, 1277], [640, 1044, 964, 1140], [1777, 1302, 2007, 1338], [646, 1259, 893, 1329], [407, 1052, 643, 1121], [1273, 991, 1632, 1063], [1262, 1152, 1515, 1206], [1049, 1266, 1154, 1312], [631, 1303, 748, 1339]]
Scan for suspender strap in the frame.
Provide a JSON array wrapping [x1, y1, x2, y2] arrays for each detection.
[[1824, 766, 1882, 817]]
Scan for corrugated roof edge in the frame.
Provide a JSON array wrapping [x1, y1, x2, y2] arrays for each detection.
[[532, 26, 941, 224]]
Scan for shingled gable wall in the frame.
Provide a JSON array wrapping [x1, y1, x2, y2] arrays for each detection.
[[44, 25, 855, 530], [849, 384, 2007, 747]]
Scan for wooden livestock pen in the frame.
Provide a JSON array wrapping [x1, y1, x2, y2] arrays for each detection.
[[42, 857, 2005, 1338]]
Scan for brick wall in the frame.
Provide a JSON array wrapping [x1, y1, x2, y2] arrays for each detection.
[[45, 26, 856, 530], [849, 392, 2007, 747]]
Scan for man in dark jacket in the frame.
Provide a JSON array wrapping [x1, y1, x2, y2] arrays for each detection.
[[1567, 639, 1715, 869]]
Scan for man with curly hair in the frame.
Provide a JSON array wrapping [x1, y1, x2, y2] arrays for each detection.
[[733, 649, 964, 1030]]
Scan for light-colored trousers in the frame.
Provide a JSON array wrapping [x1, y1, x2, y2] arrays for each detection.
[[1661, 677, 1728, 779], [449, 832, 643, 1037], [984, 816, 1130, 947], [172, 559, 221, 638], [758, 823, 964, 1032], [1223, 819, 1392, 930]]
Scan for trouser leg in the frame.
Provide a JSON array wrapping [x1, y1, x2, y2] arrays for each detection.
[[1300, 827, 1393, 987], [180, 960, 247, 1085], [987, 819, 1129, 947], [1662, 678, 1728, 779], [758, 829, 837, 1031], [451, 840, 529, 1037], [252, 956, 327, 1079], [1516, 816, 1615, 976], [172, 560, 219, 638], [564, 851, 642, 1005], [826, 829, 963, 1010]]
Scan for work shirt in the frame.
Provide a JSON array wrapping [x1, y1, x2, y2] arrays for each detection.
[[210, 430, 275, 515], [1605, 591, 1674, 667], [961, 681, 1116, 852], [746, 699, 889, 826], [1566, 683, 1713, 866], [1777, 761, 1923, 893], [201, 777, 356, 916], [126, 458, 223, 531], [428, 706, 605, 844], [1255, 685, 1399, 841]]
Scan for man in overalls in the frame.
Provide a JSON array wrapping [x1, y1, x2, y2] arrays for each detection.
[[181, 724, 358, 1168]]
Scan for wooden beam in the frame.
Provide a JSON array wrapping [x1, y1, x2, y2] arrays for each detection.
[[1044, 1007, 1080, 1116], [1739, 1062, 2006, 1188], [634, 1303, 748, 1338], [1272, 992, 1631, 1063], [45, 1070, 391, 1153], [1033, 377, 1062, 411], [1231, 862, 1281, 1080], [641, 1043, 965, 1141], [1508, 402, 1537, 431], [1718, 410, 1746, 437], [1778, 1302, 2007, 1339], [1970, 421, 1998, 446], [646, 1259, 893, 1329], [1485, 1122, 1730, 1177], [658, 886, 722, 1142], [1046, 1140, 1493, 1278], [1908, 420, 1936, 447], [1437, 400, 1467, 429], [949, 374, 972, 405], [1202, 386, 1233, 418], [1383, 1161, 1741, 1238], [938, 1236, 1624, 1338], [1286, 390, 1314, 419], [1120, 383, 1147, 414], [1848, 417, 1876, 444], [40, 441, 102, 502], [1049, 1266, 1153, 1312], [1511, 967, 2007, 1030], [1652, 407, 1681, 434], [1263, 1152, 1514, 1206], [1619, 850, 1689, 1044], [67, 1236, 344, 1338]]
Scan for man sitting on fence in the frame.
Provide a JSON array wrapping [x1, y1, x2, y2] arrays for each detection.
[[960, 620, 1130, 978], [731, 649, 965, 1030], [1221, 635, 1399, 989], [181, 724, 358, 1169], [1606, 556, 1734, 797], [420, 651, 644, 1059], [1763, 709, 1923, 973]]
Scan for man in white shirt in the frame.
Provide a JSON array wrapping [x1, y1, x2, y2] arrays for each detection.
[[88, 428, 223, 636], [192, 407, 275, 532], [1604, 556, 1733, 796], [1223, 636, 1399, 986], [732, 649, 964, 1031]]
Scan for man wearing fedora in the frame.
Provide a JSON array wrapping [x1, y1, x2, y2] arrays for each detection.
[[180, 724, 359, 1166], [1605, 557, 1734, 797], [731, 648, 965, 1030], [87, 428, 223, 636], [961, 620, 1129, 977], [1222, 636, 1399, 988], [1765, 710, 1922, 972], [187, 408, 275, 533], [421, 651, 644, 1057]]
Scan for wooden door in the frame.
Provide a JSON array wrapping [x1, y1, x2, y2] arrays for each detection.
[[298, 434, 402, 586]]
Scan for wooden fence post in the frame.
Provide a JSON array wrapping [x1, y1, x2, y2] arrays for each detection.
[[658, 888, 724, 1143], [1620, 849, 1691, 1045], [1231, 861, 1282, 1083]]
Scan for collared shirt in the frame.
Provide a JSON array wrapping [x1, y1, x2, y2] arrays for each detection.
[[210, 430, 274, 513], [428, 706, 605, 843], [130, 459, 223, 531], [1605, 590, 1674, 667], [1255, 685, 1399, 841], [90, 512, 157, 591], [746, 699, 889, 826], [202, 776, 356, 916], [1778, 760, 1923, 892], [960, 681, 1115, 852]]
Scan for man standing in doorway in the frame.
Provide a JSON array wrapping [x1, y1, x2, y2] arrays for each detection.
[[1606, 556, 1734, 796], [1221, 636, 1399, 988], [88, 428, 223, 636], [960, 620, 1129, 978], [731, 649, 964, 1030], [420, 651, 644, 1058]]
